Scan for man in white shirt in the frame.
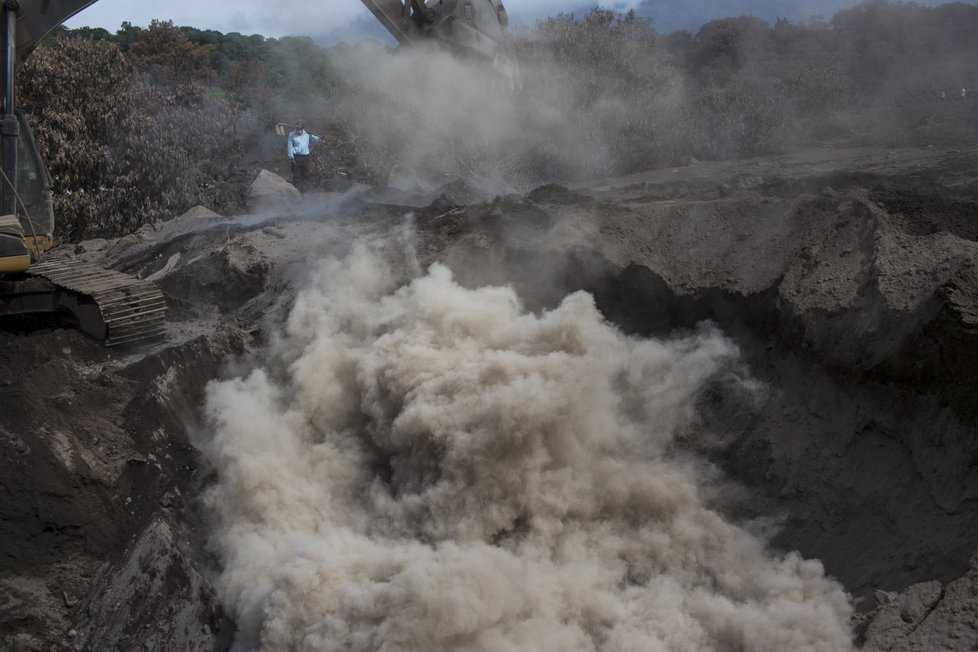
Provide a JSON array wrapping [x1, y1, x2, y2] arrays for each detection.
[[287, 121, 324, 193]]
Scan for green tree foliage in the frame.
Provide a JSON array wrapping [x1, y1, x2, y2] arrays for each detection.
[[18, 36, 241, 241], [128, 20, 213, 86], [113, 21, 144, 50], [262, 36, 339, 102], [18, 38, 134, 239]]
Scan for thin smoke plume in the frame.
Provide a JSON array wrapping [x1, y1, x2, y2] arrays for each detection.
[[202, 239, 854, 651]]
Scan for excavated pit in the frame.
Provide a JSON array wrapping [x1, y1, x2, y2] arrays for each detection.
[[410, 176, 978, 602], [2, 144, 978, 651]]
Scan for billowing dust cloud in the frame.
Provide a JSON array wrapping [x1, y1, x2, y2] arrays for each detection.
[[201, 241, 854, 651], [328, 40, 685, 190]]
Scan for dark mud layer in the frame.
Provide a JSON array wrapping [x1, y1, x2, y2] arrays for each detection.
[[2, 144, 977, 650], [0, 331, 241, 651]]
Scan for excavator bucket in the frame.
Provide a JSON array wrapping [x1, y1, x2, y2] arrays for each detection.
[[360, 0, 520, 86]]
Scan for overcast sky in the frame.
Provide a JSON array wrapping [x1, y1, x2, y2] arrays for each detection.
[[64, 0, 625, 40]]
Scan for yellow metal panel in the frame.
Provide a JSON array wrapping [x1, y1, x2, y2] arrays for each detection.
[[0, 253, 31, 273], [27, 235, 53, 259]]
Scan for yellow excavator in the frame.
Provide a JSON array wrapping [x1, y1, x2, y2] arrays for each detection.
[[0, 0, 165, 346]]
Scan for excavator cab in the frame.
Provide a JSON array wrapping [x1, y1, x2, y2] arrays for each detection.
[[0, 109, 55, 272], [14, 110, 55, 243]]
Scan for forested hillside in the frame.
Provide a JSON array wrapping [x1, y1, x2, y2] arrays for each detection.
[[20, 0, 978, 240], [632, 0, 976, 32]]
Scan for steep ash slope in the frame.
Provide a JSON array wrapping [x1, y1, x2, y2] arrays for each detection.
[[0, 330, 239, 651]]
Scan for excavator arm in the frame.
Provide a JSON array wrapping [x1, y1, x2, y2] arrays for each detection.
[[360, 0, 418, 44], [14, 0, 99, 66], [360, 0, 519, 84]]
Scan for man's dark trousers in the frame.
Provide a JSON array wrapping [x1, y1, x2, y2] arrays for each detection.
[[292, 154, 311, 193]]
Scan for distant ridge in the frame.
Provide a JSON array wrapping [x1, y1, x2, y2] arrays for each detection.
[[633, 0, 977, 32]]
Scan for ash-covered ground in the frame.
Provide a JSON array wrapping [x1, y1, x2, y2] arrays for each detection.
[[2, 141, 978, 651]]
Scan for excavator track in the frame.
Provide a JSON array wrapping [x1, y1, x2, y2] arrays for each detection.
[[27, 258, 166, 346]]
